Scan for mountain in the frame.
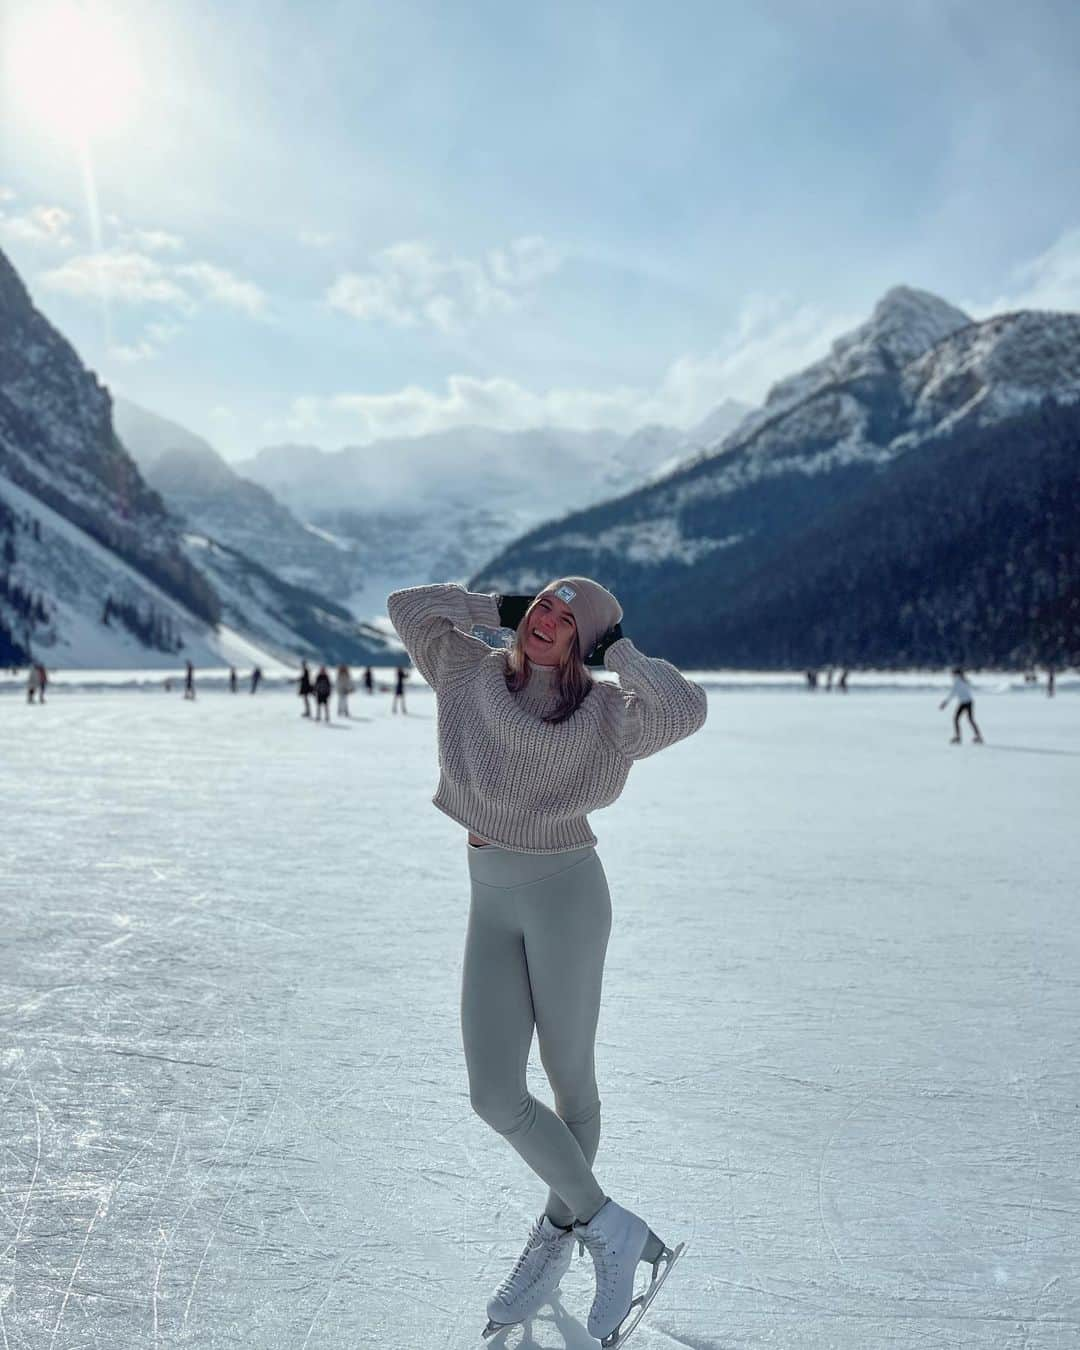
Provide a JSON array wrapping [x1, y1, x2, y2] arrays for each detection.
[[114, 398, 363, 601], [0, 249, 397, 668], [469, 288, 1080, 668], [0, 249, 221, 662], [179, 532, 393, 665], [235, 415, 748, 615]]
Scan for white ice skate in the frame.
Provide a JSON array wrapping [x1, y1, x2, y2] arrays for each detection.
[[574, 1198, 686, 1347], [481, 1214, 576, 1338]]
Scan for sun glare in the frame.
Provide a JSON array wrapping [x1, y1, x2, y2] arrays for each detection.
[[7, 2, 143, 142]]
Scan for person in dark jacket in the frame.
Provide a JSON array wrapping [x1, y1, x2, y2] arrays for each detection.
[[392, 663, 409, 714], [297, 661, 314, 717], [363, 665, 374, 695], [314, 665, 332, 722]]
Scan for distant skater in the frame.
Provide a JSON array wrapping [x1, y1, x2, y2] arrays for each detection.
[[26, 665, 40, 704], [335, 663, 354, 717], [314, 665, 332, 722], [392, 664, 409, 714], [940, 666, 983, 744], [387, 578, 706, 1344], [1047, 666, 1056, 698], [184, 660, 196, 700], [298, 661, 313, 717], [229, 666, 238, 693], [837, 669, 849, 693], [250, 666, 262, 695], [363, 665, 374, 695]]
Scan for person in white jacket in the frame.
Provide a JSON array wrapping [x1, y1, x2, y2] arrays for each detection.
[[939, 666, 983, 744], [335, 663, 354, 717]]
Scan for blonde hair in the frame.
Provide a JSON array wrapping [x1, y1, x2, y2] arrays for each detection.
[[503, 598, 594, 723]]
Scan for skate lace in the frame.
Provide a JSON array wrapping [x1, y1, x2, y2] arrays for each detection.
[[494, 1221, 551, 1302], [578, 1228, 614, 1297]]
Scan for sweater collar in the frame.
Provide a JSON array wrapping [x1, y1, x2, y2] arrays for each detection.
[[514, 659, 562, 715], [524, 660, 560, 684]]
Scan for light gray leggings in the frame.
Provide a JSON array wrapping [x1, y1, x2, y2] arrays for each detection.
[[462, 841, 612, 1227]]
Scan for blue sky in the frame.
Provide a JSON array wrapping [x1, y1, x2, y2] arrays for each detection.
[[2, 0, 1079, 458]]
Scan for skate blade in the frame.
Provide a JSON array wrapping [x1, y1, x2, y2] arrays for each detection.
[[481, 1318, 508, 1339], [600, 1240, 688, 1348]]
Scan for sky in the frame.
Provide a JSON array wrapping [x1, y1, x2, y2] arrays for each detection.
[[1, 0, 1079, 460]]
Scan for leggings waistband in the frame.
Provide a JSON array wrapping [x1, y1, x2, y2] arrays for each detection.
[[466, 842, 597, 889]]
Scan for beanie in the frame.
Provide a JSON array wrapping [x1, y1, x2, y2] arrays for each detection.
[[536, 577, 622, 658]]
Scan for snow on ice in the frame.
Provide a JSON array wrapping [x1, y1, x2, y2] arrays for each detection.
[[1, 677, 1077, 1348]]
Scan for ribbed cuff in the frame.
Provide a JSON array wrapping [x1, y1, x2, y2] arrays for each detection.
[[601, 636, 637, 671], [462, 589, 501, 630]]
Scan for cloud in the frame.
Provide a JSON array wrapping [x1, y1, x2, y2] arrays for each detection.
[[326, 236, 564, 333], [969, 227, 1080, 317], [108, 320, 182, 363], [41, 249, 267, 316], [0, 186, 16, 202], [299, 229, 337, 248], [120, 227, 185, 253], [43, 251, 192, 307], [0, 204, 76, 248], [289, 291, 855, 441], [174, 261, 266, 316]]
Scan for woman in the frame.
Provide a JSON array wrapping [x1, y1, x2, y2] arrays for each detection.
[[940, 666, 983, 744], [387, 576, 707, 1344]]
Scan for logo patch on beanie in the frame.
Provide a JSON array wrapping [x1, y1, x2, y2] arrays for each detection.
[[554, 584, 576, 603]]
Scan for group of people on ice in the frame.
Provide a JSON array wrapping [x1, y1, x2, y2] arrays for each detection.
[[294, 661, 410, 720]]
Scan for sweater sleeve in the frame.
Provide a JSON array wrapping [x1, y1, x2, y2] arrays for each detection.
[[597, 637, 708, 760], [386, 584, 502, 692]]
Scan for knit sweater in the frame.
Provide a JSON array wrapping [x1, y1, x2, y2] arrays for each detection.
[[387, 583, 709, 854]]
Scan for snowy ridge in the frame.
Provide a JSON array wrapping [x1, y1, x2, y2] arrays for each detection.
[[0, 476, 276, 669], [0, 248, 398, 666], [725, 286, 971, 451], [475, 289, 1080, 588], [114, 398, 363, 601], [180, 532, 399, 666], [902, 309, 1080, 437]]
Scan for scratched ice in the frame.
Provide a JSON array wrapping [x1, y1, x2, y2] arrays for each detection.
[[1, 677, 1078, 1349]]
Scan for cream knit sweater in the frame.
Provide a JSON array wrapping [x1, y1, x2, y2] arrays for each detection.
[[387, 583, 708, 854]]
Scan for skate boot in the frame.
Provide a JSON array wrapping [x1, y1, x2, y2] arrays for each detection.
[[574, 1198, 685, 1347], [481, 1215, 575, 1338]]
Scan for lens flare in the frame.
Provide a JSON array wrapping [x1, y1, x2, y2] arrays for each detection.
[[7, 1, 143, 141]]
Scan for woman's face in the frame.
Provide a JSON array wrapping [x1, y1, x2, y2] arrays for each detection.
[[522, 593, 578, 667]]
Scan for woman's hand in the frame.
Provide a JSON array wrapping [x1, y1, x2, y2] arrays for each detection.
[[496, 594, 533, 629]]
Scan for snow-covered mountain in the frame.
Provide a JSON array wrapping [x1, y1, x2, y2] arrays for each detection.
[[0, 248, 398, 668], [234, 409, 748, 614], [470, 287, 1080, 666], [114, 398, 363, 601], [0, 248, 220, 664]]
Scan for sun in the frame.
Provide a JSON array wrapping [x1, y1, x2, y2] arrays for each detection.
[[6, 2, 143, 143]]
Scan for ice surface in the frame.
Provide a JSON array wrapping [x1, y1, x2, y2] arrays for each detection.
[[1, 681, 1078, 1348]]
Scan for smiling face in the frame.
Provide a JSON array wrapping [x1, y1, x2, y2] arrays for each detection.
[[522, 593, 578, 667]]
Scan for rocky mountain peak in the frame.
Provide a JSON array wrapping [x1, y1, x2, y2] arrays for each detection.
[[740, 285, 972, 441], [860, 285, 972, 364]]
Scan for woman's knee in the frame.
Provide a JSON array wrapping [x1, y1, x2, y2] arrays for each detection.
[[469, 1084, 534, 1137], [540, 1045, 596, 1104]]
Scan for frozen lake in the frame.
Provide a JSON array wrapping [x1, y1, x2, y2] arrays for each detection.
[[2, 679, 1078, 1349]]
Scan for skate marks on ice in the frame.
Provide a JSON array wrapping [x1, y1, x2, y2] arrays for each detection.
[[1, 690, 1079, 1348]]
